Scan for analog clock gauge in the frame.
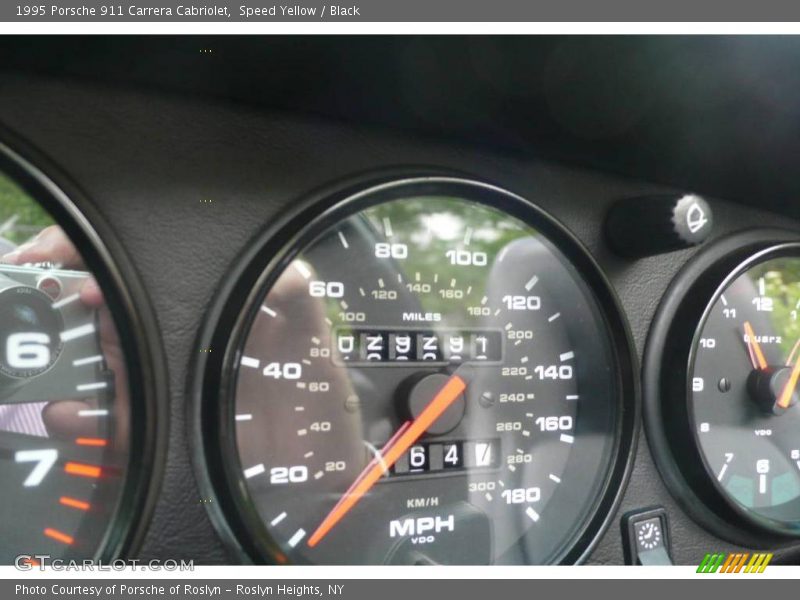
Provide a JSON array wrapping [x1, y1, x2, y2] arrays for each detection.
[[646, 232, 800, 542], [690, 251, 800, 528]]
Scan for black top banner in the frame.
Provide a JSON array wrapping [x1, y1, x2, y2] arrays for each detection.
[[5, 0, 800, 22]]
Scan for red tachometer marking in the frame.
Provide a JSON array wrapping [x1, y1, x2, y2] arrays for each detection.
[[59, 496, 90, 511], [64, 462, 102, 478], [44, 528, 74, 545], [75, 438, 108, 447]]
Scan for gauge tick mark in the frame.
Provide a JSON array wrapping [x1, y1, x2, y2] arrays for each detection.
[[73, 355, 103, 367], [60, 323, 95, 342], [244, 464, 265, 479], [51, 293, 80, 309], [294, 262, 312, 279], [241, 356, 260, 369], [288, 529, 307, 548], [78, 409, 108, 417], [76, 382, 107, 392]]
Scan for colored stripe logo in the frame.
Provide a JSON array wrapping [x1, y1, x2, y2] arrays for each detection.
[[697, 552, 772, 573]]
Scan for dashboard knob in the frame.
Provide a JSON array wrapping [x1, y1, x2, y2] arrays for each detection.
[[604, 194, 713, 258]]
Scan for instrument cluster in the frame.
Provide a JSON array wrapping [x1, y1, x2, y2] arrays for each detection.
[[1, 129, 800, 566]]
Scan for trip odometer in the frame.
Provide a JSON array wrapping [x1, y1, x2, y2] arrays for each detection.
[[199, 177, 636, 565]]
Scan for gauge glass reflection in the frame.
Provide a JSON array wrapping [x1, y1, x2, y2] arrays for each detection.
[[0, 167, 131, 563], [224, 183, 629, 564], [691, 254, 800, 526]]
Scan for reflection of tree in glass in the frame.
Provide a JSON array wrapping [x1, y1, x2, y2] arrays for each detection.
[[362, 197, 533, 317], [750, 259, 800, 358], [0, 172, 54, 245]]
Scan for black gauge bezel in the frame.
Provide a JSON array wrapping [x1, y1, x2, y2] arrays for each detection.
[[644, 228, 800, 547], [192, 172, 639, 566], [0, 135, 167, 561]]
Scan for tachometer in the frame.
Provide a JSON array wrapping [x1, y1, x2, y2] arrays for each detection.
[[198, 176, 636, 564], [0, 142, 163, 564]]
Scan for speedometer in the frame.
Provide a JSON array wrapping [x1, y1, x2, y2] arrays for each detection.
[[197, 176, 636, 564]]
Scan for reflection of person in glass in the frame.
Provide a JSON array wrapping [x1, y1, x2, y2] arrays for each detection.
[[0, 225, 128, 446]]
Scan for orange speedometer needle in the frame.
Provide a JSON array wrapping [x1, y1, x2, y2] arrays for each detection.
[[778, 352, 800, 409], [744, 321, 768, 370], [307, 372, 468, 548]]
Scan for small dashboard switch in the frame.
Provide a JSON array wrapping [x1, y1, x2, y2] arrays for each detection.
[[622, 507, 673, 565], [605, 194, 713, 258]]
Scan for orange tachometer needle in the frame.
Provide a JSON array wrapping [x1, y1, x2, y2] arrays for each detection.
[[778, 352, 800, 409], [744, 321, 768, 370], [307, 373, 468, 548]]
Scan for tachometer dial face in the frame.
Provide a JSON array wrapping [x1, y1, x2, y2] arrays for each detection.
[[209, 178, 635, 565], [0, 148, 155, 564], [690, 251, 800, 528]]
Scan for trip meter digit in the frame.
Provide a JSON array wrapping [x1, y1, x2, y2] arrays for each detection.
[[199, 177, 636, 565]]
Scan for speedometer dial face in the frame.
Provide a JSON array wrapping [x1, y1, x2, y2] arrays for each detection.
[[212, 178, 635, 564], [690, 250, 800, 529]]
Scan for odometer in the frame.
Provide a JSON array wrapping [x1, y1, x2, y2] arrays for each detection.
[[199, 177, 636, 564]]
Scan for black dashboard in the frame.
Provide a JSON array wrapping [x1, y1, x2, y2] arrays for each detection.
[[2, 36, 800, 566]]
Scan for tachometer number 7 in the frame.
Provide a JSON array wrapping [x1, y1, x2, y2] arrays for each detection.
[[15, 449, 58, 487]]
